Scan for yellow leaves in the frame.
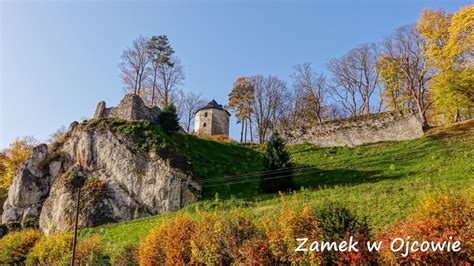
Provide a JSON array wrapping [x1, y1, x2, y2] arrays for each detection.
[[417, 8, 452, 68], [417, 6, 474, 122], [0, 137, 36, 190], [430, 69, 474, 122], [447, 5, 474, 68], [376, 51, 412, 111]]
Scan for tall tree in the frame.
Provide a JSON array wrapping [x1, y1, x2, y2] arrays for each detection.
[[250, 75, 289, 144], [156, 57, 185, 108], [120, 36, 150, 96], [260, 131, 294, 193], [228, 77, 254, 143], [277, 86, 308, 132], [417, 7, 474, 122], [327, 43, 380, 116], [291, 63, 327, 124], [176, 90, 207, 132], [377, 25, 433, 127], [146, 35, 175, 106]]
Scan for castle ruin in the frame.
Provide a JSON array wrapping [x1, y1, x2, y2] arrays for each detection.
[[281, 110, 424, 147], [94, 94, 161, 123], [194, 100, 230, 136]]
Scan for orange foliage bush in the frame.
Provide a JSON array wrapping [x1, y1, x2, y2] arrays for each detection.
[[377, 193, 473, 264], [264, 204, 323, 264], [239, 238, 272, 265], [190, 211, 261, 264], [26, 232, 73, 265], [138, 214, 196, 265], [0, 229, 42, 264], [76, 234, 108, 264]]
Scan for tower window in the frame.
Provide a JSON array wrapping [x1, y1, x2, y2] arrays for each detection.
[[204, 112, 208, 117], [203, 123, 207, 127]]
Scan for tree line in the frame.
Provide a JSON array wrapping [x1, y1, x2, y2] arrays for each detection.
[[119, 35, 207, 133], [120, 7, 473, 142], [227, 6, 473, 143]]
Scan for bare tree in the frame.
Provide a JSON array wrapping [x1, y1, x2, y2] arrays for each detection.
[[250, 75, 290, 143], [175, 90, 207, 132], [156, 56, 185, 108], [277, 86, 308, 132], [321, 104, 348, 120], [327, 43, 380, 116], [379, 25, 433, 127], [119, 36, 150, 96], [291, 63, 327, 124]]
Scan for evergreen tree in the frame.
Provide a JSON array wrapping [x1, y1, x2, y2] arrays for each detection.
[[260, 131, 294, 193], [158, 103, 180, 135]]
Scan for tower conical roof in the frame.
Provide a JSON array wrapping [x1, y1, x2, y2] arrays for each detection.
[[195, 99, 231, 116]]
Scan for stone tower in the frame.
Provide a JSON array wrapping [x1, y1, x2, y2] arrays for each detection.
[[194, 100, 230, 136]]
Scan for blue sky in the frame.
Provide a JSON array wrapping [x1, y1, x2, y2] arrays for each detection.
[[0, 0, 469, 148]]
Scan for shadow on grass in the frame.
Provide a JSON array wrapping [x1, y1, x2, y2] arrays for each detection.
[[425, 119, 473, 140], [293, 165, 406, 190]]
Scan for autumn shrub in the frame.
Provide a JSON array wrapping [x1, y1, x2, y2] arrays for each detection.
[[190, 211, 262, 264], [111, 244, 139, 266], [189, 212, 232, 264], [377, 193, 473, 264], [263, 201, 323, 264], [0, 137, 36, 190], [0, 229, 42, 264], [26, 232, 73, 265], [48, 125, 68, 150], [239, 237, 272, 265], [75, 234, 109, 265], [138, 213, 196, 265], [316, 204, 375, 264]]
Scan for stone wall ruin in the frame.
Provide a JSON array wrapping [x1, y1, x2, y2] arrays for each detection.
[[94, 94, 161, 123], [281, 110, 424, 147]]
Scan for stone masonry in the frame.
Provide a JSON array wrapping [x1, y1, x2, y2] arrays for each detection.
[[94, 94, 161, 123], [194, 100, 230, 136], [281, 110, 424, 147]]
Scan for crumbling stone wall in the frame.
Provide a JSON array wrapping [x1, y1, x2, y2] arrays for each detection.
[[94, 94, 161, 123], [281, 110, 424, 147]]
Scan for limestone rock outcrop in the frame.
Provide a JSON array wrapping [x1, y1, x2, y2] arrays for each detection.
[[2, 144, 51, 225], [2, 120, 201, 234]]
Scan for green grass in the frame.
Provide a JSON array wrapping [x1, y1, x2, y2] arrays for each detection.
[[82, 118, 263, 198], [79, 119, 474, 258]]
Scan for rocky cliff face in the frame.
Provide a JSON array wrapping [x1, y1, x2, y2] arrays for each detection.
[[2, 120, 201, 234]]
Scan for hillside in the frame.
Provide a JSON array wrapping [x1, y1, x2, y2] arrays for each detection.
[[80, 119, 474, 258]]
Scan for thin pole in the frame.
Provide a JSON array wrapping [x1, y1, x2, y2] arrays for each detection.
[[71, 187, 81, 266]]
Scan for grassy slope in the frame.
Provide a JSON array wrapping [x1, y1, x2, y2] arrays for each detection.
[[80, 119, 474, 258], [83, 118, 263, 199]]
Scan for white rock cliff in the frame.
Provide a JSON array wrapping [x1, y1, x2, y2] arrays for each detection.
[[2, 120, 201, 234]]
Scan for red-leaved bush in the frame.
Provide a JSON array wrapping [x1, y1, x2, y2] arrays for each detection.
[[377, 193, 473, 264]]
